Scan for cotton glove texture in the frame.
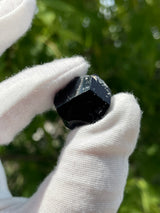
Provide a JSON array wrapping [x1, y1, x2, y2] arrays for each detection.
[[0, 0, 142, 213], [0, 0, 36, 56]]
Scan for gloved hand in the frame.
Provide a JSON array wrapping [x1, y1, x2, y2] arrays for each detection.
[[0, 1, 142, 213]]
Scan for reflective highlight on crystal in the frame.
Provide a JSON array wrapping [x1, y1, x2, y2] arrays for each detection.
[[54, 75, 111, 129]]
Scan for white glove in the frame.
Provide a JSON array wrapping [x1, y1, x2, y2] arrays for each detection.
[[0, 0, 36, 56], [0, 1, 142, 213]]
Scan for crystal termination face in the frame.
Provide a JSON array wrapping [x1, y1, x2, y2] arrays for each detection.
[[54, 75, 111, 129]]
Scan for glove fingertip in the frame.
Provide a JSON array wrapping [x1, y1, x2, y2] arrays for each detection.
[[111, 92, 142, 119], [0, 0, 36, 55]]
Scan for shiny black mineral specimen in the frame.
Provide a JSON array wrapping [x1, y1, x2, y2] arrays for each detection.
[[54, 75, 111, 129]]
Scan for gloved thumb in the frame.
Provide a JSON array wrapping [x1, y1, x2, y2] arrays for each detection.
[[14, 93, 142, 213]]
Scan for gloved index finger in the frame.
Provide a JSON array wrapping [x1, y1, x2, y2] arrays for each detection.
[[0, 0, 36, 56], [0, 56, 89, 145]]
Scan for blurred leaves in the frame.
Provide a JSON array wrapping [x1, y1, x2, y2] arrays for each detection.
[[119, 178, 160, 213], [0, 0, 160, 212]]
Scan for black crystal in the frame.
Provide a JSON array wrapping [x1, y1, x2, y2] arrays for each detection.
[[54, 75, 111, 129]]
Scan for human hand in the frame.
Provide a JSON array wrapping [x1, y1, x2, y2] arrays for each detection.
[[0, 1, 142, 212]]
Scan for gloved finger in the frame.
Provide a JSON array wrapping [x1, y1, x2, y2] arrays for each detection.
[[13, 93, 142, 213], [0, 0, 36, 56], [67, 92, 142, 157], [0, 196, 28, 212], [0, 0, 23, 17], [0, 56, 89, 145]]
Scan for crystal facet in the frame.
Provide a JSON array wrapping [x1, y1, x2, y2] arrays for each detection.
[[54, 75, 111, 129]]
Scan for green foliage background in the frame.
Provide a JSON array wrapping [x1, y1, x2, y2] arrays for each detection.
[[0, 0, 160, 212]]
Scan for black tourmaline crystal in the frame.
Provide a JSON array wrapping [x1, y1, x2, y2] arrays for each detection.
[[54, 75, 111, 129]]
